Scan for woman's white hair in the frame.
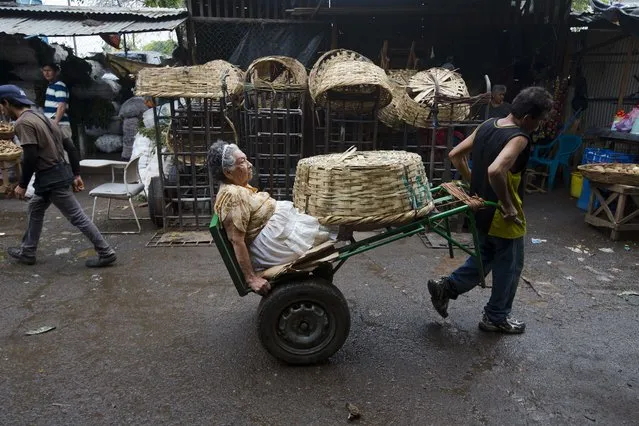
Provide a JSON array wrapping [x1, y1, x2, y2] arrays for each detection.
[[207, 140, 240, 182]]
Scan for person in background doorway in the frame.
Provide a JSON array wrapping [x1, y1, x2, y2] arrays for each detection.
[[41, 63, 72, 141], [441, 56, 455, 71], [479, 85, 511, 119]]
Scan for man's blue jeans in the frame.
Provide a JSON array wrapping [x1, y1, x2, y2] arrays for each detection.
[[448, 233, 524, 323]]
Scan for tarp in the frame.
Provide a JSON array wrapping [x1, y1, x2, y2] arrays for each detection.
[[591, 0, 639, 38]]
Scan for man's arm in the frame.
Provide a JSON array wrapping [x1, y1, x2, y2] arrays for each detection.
[[448, 128, 477, 183], [62, 137, 80, 176], [15, 123, 38, 190], [487, 136, 529, 220], [53, 102, 67, 125], [223, 216, 271, 295]]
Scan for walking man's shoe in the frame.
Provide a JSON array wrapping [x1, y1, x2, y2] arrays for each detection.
[[427, 277, 451, 318], [7, 247, 36, 265], [85, 253, 117, 268], [478, 313, 526, 334]]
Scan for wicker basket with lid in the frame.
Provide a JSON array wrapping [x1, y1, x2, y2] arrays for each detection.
[[308, 49, 392, 113], [407, 67, 470, 122], [136, 60, 244, 104], [293, 148, 434, 228]]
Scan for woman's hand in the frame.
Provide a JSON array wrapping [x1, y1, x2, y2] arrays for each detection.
[[247, 276, 271, 295]]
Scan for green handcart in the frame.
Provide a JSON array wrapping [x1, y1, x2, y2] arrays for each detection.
[[209, 184, 496, 365]]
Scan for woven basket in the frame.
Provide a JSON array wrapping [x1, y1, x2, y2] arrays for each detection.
[[245, 56, 308, 90], [0, 123, 14, 140], [136, 60, 244, 104], [407, 68, 470, 122], [378, 69, 433, 129], [0, 139, 21, 161], [293, 149, 435, 228], [309, 49, 392, 113], [578, 163, 639, 186]]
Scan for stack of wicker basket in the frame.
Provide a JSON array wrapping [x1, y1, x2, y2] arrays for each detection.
[[293, 148, 434, 229], [309, 49, 392, 113], [136, 59, 244, 105]]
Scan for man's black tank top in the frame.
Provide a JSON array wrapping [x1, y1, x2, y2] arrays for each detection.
[[470, 118, 531, 233]]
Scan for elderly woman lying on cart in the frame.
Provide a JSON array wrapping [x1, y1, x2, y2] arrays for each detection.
[[207, 141, 334, 295], [208, 141, 501, 365]]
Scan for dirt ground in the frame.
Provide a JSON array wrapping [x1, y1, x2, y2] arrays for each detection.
[[1, 172, 638, 425]]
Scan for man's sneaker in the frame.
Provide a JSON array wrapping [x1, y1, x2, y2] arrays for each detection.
[[478, 313, 526, 334], [85, 253, 116, 268], [7, 247, 36, 265], [427, 277, 450, 318]]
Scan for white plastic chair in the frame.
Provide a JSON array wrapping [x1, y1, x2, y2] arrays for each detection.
[[89, 156, 146, 234]]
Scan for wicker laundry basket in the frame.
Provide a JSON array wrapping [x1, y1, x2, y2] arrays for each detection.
[[136, 60, 244, 104], [407, 68, 470, 122], [293, 148, 435, 228], [578, 163, 639, 186], [309, 49, 392, 113]]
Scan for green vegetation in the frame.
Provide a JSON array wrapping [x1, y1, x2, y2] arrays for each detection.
[[142, 40, 177, 56]]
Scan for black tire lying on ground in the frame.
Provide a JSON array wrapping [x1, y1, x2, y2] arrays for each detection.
[[257, 278, 350, 365]]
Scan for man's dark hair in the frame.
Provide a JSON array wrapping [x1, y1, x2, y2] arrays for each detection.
[[511, 87, 553, 119], [41, 62, 60, 71], [0, 97, 31, 108]]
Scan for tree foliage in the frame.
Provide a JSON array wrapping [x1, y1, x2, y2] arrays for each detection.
[[142, 40, 177, 55], [572, 0, 591, 12]]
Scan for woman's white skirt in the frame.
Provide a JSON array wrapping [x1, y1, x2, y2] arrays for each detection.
[[249, 201, 331, 269]]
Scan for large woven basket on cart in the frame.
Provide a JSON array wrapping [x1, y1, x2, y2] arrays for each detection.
[[0, 139, 22, 161], [578, 163, 639, 186], [136, 60, 244, 104], [293, 148, 434, 229], [406, 68, 470, 123], [244, 56, 308, 109], [308, 49, 392, 113]]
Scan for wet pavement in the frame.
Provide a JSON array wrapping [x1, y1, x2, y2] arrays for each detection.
[[1, 173, 638, 425]]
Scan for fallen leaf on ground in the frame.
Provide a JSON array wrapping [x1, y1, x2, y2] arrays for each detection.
[[346, 403, 361, 421], [25, 325, 56, 336], [618, 291, 639, 297], [599, 248, 614, 253]]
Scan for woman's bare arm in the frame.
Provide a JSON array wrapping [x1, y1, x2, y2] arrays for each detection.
[[223, 216, 271, 295]]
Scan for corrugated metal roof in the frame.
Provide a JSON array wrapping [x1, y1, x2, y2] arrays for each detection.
[[0, 5, 187, 36], [0, 5, 186, 19]]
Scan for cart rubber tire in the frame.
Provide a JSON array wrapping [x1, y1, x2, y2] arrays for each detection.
[[257, 278, 350, 365], [147, 176, 164, 228]]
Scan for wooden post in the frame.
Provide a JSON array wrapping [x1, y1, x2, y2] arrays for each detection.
[[380, 40, 389, 71], [617, 41, 635, 111], [331, 21, 338, 50]]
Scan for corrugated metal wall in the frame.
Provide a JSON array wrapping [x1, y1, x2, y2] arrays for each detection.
[[581, 32, 639, 129]]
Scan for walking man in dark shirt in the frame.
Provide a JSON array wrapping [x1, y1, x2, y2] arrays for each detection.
[[427, 87, 553, 334], [0, 85, 116, 268]]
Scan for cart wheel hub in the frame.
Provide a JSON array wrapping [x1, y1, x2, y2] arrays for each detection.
[[278, 302, 331, 349]]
